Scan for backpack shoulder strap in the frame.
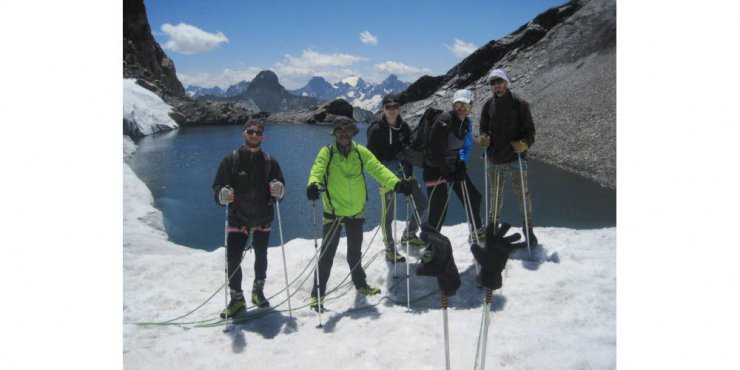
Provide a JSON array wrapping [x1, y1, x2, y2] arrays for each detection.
[[231, 149, 239, 177], [263, 151, 272, 180]]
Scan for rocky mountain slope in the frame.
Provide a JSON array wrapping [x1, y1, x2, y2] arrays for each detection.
[[398, 0, 615, 188], [222, 70, 318, 113]]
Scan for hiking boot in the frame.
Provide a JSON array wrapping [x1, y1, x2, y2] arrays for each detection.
[[523, 227, 538, 247], [468, 226, 486, 243], [220, 291, 246, 319], [310, 296, 328, 312], [356, 285, 381, 296], [401, 231, 425, 245], [385, 248, 406, 263], [251, 279, 270, 308]]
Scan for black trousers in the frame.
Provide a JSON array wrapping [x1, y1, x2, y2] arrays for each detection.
[[311, 217, 367, 298], [226, 229, 270, 292], [423, 166, 482, 232]]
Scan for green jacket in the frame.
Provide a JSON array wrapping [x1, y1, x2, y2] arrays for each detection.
[[308, 141, 400, 217]]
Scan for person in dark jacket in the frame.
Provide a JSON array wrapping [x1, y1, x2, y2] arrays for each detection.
[[423, 89, 485, 241], [212, 119, 285, 318], [366, 94, 428, 262], [479, 69, 538, 246]]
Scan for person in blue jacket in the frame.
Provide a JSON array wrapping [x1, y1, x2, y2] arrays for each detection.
[[422, 89, 484, 240]]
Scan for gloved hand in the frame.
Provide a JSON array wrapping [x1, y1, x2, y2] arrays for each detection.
[[511, 140, 528, 153], [394, 179, 414, 196], [470, 223, 527, 290], [306, 183, 320, 201], [218, 186, 234, 205], [479, 135, 490, 147], [418, 223, 461, 296], [453, 161, 467, 182], [269, 180, 284, 198]]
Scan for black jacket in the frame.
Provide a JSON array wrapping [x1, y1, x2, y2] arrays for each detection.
[[479, 90, 536, 164], [424, 111, 468, 176], [366, 115, 411, 163], [212, 148, 284, 228]]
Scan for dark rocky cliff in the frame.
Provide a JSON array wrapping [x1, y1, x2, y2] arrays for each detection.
[[123, 0, 185, 100]]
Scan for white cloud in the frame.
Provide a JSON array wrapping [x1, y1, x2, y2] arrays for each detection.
[[160, 23, 229, 55], [178, 67, 261, 89], [360, 31, 378, 45], [273, 49, 368, 89], [445, 38, 477, 58]]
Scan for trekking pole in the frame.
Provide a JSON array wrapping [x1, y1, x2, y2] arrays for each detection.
[[484, 151, 489, 224], [461, 179, 481, 275], [441, 290, 451, 370], [479, 288, 494, 370], [405, 199, 411, 311], [312, 200, 324, 328], [223, 205, 229, 332], [393, 191, 398, 279], [275, 198, 293, 318], [397, 163, 423, 226], [517, 153, 532, 257]]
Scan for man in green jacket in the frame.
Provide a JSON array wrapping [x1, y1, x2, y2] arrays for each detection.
[[306, 117, 414, 311]]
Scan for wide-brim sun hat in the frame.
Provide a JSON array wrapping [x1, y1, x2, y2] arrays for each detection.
[[330, 116, 359, 136]]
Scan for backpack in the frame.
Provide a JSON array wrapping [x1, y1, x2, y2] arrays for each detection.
[[404, 107, 443, 167]]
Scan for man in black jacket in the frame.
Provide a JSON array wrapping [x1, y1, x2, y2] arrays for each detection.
[[366, 94, 428, 262], [423, 89, 484, 240], [212, 119, 285, 318], [479, 69, 538, 246]]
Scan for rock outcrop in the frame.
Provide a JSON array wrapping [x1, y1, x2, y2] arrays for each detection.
[[265, 99, 354, 124]]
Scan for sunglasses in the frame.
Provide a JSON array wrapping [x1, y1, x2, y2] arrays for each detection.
[[454, 102, 470, 109], [245, 129, 264, 136], [384, 104, 400, 110], [489, 78, 505, 86]]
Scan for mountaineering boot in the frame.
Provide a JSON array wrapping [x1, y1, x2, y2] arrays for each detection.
[[251, 279, 270, 308], [356, 284, 381, 296], [523, 227, 538, 247], [220, 290, 246, 319], [401, 230, 425, 246], [385, 246, 407, 262], [310, 296, 325, 312]]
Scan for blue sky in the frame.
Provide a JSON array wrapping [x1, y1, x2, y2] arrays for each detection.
[[145, 0, 568, 89]]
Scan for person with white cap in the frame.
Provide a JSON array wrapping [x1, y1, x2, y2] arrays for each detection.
[[479, 69, 538, 246], [422, 89, 485, 240]]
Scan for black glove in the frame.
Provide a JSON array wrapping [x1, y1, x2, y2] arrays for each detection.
[[418, 223, 461, 296], [470, 223, 527, 290], [453, 161, 467, 182], [306, 183, 320, 200], [394, 179, 413, 196]]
